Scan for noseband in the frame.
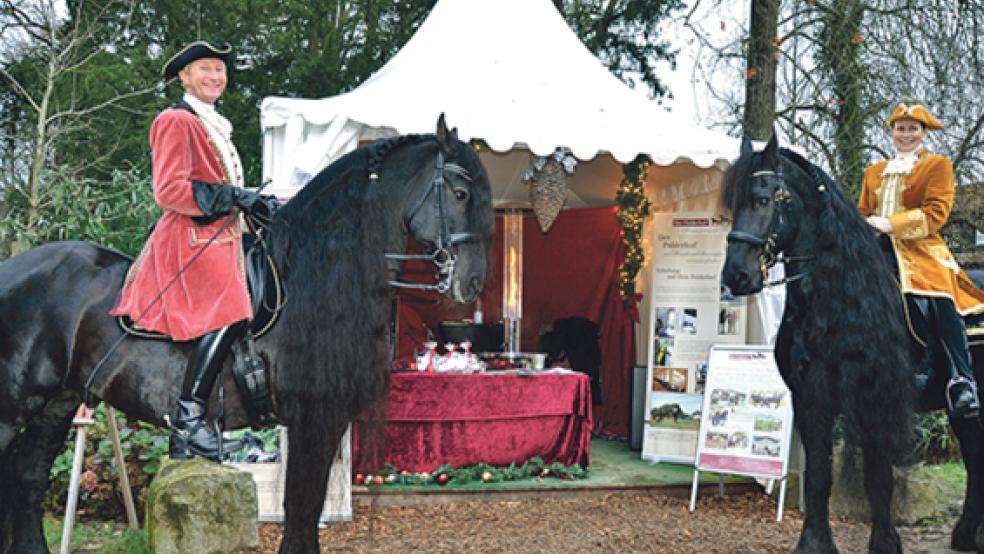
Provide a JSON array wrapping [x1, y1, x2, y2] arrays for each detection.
[[726, 169, 815, 287], [385, 149, 478, 293]]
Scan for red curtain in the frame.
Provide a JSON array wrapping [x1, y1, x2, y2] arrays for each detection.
[[396, 206, 638, 437]]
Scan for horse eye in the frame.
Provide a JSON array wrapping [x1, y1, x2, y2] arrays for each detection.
[[453, 189, 469, 202], [757, 197, 770, 207]]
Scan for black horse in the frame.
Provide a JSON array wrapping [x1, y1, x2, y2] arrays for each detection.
[[722, 135, 984, 553], [0, 116, 494, 554]]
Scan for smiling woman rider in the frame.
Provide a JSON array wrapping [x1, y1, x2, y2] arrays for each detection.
[[857, 101, 984, 420]]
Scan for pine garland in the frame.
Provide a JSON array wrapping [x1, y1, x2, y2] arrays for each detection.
[[356, 456, 588, 486], [615, 155, 652, 306]]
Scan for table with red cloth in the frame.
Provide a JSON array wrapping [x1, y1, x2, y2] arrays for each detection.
[[352, 370, 593, 474]]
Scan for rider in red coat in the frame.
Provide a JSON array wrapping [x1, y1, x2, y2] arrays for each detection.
[[111, 40, 276, 460]]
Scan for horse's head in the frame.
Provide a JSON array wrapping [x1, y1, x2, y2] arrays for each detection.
[[388, 115, 494, 303], [721, 134, 804, 295]]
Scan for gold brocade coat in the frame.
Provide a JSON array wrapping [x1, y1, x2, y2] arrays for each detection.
[[858, 150, 984, 315]]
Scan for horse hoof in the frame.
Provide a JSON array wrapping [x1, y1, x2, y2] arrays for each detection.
[[951, 517, 977, 551]]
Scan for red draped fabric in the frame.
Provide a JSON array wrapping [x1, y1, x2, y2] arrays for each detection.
[[397, 206, 638, 437], [352, 371, 593, 473]]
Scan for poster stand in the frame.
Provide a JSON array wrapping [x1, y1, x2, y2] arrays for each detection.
[[687, 345, 794, 522]]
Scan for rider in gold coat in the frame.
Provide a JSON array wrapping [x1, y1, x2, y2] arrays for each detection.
[[858, 102, 984, 418]]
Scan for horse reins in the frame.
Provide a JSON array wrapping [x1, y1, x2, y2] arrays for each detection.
[[726, 168, 819, 288], [383, 146, 478, 293]]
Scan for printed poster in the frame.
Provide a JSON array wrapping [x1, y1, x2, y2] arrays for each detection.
[[642, 212, 746, 463], [695, 345, 793, 479]]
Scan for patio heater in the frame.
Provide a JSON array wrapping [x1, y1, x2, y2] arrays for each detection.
[[502, 209, 523, 353]]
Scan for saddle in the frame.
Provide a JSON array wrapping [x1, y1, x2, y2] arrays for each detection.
[[117, 234, 283, 427], [117, 235, 282, 340]]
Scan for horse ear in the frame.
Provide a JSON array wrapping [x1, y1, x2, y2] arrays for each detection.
[[762, 133, 780, 168], [436, 113, 456, 156], [740, 135, 754, 159]]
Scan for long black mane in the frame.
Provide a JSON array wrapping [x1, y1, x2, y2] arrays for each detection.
[[261, 133, 491, 434], [724, 146, 914, 462]]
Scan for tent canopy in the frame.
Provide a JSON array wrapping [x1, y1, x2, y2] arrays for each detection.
[[260, 0, 738, 207]]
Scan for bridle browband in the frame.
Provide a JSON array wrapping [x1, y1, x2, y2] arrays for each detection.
[[384, 147, 478, 293], [726, 168, 822, 287]]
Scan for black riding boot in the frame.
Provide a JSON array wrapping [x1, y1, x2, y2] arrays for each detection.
[[930, 298, 980, 419], [169, 322, 247, 460]]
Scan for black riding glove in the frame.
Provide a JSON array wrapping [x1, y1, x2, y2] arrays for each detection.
[[191, 182, 279, 225]]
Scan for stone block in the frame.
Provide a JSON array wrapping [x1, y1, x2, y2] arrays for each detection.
[[828, 451, 942, 525], [146, 457, 259, 554]]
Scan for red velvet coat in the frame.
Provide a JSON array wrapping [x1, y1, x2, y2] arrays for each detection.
[[111, 108, 251, 341]]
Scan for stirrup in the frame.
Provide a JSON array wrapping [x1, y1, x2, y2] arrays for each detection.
[[168, 400, 243, 461], [946, 376, 980, 419]]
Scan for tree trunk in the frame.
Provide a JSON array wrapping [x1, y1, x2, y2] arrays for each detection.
[[742, 0, 779, 141], [819, 0, 866, 197], [22, 56, 56, 254]]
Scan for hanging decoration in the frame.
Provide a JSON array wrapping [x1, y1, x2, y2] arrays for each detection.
[[523, 148, 577, 232], [615, 155, 652, 306]]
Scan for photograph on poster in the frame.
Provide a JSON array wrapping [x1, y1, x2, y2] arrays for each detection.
[[648, 391, 701, 430], [653, 367, 688, 392], [750, 390, 786, 409], [708, 406, 729, 427], [695, 362, 707, 394], [681, 308, 698, 335], [655, 307, 677, 338], [705, 431, 728, 449], [727, 432, 749, 450], [709, 388, 747, 410], [754, 414, 783, 433], [752, 435, 782, 458], [718, 306, 740, 335]]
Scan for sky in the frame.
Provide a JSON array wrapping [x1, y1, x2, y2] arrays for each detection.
[[651, 0, 747, 127]]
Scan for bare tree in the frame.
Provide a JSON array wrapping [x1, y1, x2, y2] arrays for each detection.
[[681, 0, 984, 198], [0, 0, 156, 253]]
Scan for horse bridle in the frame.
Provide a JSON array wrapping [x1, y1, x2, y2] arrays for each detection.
[[725, 169, 815, 287], [384, 149, 477, 293]]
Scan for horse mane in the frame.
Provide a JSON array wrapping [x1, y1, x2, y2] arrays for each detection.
[[724, 146, 915, 463], [263, 134, 436, 430]]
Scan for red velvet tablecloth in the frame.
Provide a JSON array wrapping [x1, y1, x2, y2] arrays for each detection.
[[352, 370, 593, 473]]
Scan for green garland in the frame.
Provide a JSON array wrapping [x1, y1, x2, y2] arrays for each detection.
[[615, 155, 652, 306], [357, 456, 588, 486]]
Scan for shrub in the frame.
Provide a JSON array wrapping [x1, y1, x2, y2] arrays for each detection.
[[44, 404, 169, 522]]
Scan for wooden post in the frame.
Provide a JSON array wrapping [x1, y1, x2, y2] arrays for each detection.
[[106, 406, 139, 530], [59, 405, 95, 554]]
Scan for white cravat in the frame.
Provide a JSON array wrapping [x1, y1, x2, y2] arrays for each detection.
[[882, 150, 919, 177], [182, 93, 244, 188]]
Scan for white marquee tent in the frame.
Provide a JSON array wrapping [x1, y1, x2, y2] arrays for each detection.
[[259, 0, 753, 371], [259, 0, 738, 211]]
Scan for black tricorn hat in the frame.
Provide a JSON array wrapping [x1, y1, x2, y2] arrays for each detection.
[[162, 40, 231, 80]]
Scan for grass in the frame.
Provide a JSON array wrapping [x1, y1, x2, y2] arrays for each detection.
[[912, 460, 966, 502], [44, 518, 150, 554]]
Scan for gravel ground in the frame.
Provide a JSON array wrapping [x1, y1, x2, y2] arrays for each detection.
[[244, 491, 962, 553]]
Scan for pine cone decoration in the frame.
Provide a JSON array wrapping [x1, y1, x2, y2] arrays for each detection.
[[529, 157, 568, 232]]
